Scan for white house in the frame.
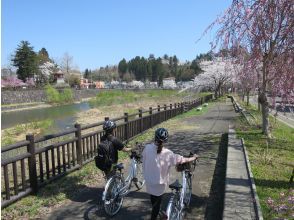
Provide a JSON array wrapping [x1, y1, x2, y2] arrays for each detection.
[[163, 77, 177, 89]]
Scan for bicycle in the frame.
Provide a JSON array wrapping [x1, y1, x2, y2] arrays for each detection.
[[102, 143, 145, 216], [166, 153, 197, 220]]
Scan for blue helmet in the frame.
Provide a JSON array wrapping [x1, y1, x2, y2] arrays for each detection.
[[103, 120, 116, 132], [155, 128, 169, 142]]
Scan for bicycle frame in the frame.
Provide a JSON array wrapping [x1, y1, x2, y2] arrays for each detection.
[[167, 171, 187, 218], [167, 160, 196, 219], [117, 157, 138, 197], [102, 156, 139, 201]]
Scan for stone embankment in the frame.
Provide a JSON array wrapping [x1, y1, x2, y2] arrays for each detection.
[[1, 89, 99, 105]]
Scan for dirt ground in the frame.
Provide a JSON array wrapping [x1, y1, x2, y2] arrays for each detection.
[[44, 99, 237, 220]]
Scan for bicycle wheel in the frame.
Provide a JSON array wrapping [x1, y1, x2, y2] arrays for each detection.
[[134, 162, 145, 190], [166, 196, 181, 220], [184, 175, 192, 207], [103, 175, 124, 216]]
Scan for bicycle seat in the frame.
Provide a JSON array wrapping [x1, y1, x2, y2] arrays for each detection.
[[113, 163, 124, 171], [169, 179, 182, 190]]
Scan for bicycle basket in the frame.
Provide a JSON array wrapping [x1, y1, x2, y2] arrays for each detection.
[[176, 162, 191, 172]]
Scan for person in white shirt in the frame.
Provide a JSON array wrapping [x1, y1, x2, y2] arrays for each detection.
[[142, 128, 198, 220]]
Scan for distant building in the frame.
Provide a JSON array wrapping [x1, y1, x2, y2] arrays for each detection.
[[163, 77, 177, 89], [177, 81, 193, 89], [80, 78, 90, 89], [54, 70, 65, 84], [128, 80, 144, 89], [145, 81, 158, 89], [94, 81, 105, 89]]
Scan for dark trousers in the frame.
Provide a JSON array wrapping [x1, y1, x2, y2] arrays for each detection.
[[150, 194, 162, 220]]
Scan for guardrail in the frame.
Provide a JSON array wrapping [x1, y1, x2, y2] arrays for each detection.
[[1, 94, 213, 208]]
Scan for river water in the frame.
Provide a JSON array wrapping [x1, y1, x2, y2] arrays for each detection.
[[1, 101, 92, 132]]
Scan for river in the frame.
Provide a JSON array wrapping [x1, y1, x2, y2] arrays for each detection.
[[1, 101, 93, 132]]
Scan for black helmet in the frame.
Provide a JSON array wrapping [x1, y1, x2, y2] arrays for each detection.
[[103, 120, 116, 132], [155, 128, 169, 142]]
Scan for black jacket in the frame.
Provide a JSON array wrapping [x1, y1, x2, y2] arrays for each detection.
[[100, 134, 124, 163]]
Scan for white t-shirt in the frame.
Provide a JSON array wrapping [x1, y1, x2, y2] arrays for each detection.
[[142, 143, 184, 196]]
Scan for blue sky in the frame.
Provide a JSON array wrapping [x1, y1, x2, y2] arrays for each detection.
[[1, 0, 231, 71]]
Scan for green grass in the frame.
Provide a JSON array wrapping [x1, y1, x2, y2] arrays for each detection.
[[90, 90, 212, 107], [235, 98, 294, 220], [1, 119, 53, 147], [90, 90, 138, 106], [1, 98, 215, 220]]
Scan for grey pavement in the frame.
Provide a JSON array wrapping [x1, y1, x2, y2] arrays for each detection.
[[223, 130, 256, 220], [45, 99, 238, 220]]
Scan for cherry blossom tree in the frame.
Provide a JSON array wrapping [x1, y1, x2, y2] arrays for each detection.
[[38, 61, 57, 84], [194, 59, 234, 98], [206, 0, 294, 135], [233, 54, 258, 106], [1, 76, 26, 88]]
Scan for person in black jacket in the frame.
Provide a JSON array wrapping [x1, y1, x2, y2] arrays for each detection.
[[101, 120, 132, 177]]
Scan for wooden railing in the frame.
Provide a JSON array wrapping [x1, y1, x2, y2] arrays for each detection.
[[1, 94, 213, 208]]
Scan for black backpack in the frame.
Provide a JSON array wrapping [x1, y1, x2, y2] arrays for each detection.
[[95, 139, 113, 172]]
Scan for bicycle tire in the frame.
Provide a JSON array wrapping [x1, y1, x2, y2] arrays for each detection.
[[103, 175, 124, 216], [184, 175, 192, 207], [166, 195, 182, 220], [134, 162, 145, 190]]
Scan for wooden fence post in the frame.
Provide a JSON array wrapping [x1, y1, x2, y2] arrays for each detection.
[[74, 123, 83, 167], [181, 102, 184, 113], [139, 109, 143, 132], [149, 107, 153, 128], [26, 134, 38, 193], [124, 113, 129, 141], [170, 104, 173, 118], [164, 104, 167, 120]]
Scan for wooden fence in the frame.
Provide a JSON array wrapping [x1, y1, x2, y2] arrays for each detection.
[[1, 94, 213, 208]]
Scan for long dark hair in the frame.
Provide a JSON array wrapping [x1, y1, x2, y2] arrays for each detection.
[[156, 141, 163, 154]]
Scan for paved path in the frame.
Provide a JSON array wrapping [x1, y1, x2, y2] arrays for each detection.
[[45, 100, 237, 220]]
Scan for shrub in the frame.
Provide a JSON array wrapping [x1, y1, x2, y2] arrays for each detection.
[[45, 85, 60, 103], [45, 85, 74, 104], [60, 88, 74, 103]]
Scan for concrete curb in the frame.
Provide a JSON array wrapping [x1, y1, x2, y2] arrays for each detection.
[[241, 138, 264, 220]]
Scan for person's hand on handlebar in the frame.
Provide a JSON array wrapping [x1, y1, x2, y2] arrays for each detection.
[[180, 154, 199, 164], [191, 154, 199, 162]]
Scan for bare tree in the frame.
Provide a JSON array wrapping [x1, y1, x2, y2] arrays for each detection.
[[60, 52, 73, 74]]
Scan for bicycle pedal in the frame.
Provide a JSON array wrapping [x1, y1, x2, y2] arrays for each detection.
[[132, 178, 138, 182]]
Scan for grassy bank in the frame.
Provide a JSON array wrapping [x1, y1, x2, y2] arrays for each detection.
[[1, 101, 214, 220], [90, 89, 211, 107], [1, 119, 53, 146], [235, 100, 294, 219]]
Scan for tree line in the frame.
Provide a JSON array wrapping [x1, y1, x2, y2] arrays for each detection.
[[84, 53, 209, 86], [7, 40, 212, 87]]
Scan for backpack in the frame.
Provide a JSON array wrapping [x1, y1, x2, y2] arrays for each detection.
[[94, 139, 113, 172]]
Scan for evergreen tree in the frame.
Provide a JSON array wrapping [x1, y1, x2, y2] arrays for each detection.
[[190, 59, 203, 75], [118, 58, 128, 79], [172, 55, 179, 76], [38, 48, 50, 64], [12, 41, 38, 81], [84, 68, 89, 79]]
